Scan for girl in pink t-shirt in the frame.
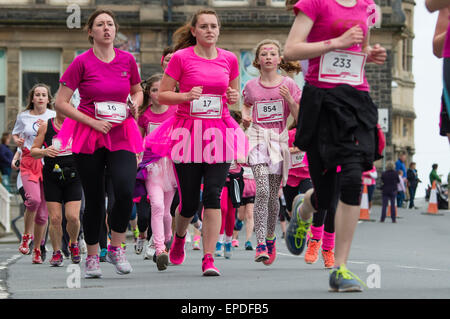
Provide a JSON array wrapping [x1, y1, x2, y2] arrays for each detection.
[[147, 9, 248, 276], [55, 9, 143, 278], [242, 39, 302, 265], [137, 73, 177, 270], [284, 0, 387, 292]]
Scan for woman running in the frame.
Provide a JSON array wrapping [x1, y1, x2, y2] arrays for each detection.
[[145, 9, 247, 276], [30, 110, 82, 266], [55, 9, 143, 278], [12, 83, 56, 264], [284, 0, 386, 292], [242, 39, 301, 265]]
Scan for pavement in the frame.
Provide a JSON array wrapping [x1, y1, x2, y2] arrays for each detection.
[[1, 198, 450, 301]]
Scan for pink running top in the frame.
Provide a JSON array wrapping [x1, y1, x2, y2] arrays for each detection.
[[138, 106, 177, 136]]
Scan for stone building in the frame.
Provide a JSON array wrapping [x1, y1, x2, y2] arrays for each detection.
[[0, 0, 415, 166]]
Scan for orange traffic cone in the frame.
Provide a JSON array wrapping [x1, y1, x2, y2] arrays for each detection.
[[359, 185, 374, 221], [422, 181, 442, 215]]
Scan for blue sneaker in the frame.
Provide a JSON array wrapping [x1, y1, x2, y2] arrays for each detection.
[[224, 242, 232, 259], [329, 264, 365, 292], [245, 241, 253, 251], [214, 242, 223, 257], [99, 248, 107, 262], [285, 194, 312, 256], [234, 219, 244, 231]]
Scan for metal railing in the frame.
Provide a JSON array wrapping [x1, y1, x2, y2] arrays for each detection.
[[0, 183, 11, 233]]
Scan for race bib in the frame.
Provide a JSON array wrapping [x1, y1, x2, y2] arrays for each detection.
[[94, 101, 128, 123], [147, 122, 160, 135], [290, 152, 305, 168], [363, 178, 372, 185], [255, 99, 284, 123], [190, 95, 222, 119], [243, 166, 254, 179], [52, 137, 72, 157], [319, 50, 367, 85]]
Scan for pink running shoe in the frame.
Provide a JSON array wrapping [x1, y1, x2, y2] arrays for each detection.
[[169, 234, 186, 265], [232, 239, 239, 248], [263, 237, 276, 266], [202, 254, 220, 276]]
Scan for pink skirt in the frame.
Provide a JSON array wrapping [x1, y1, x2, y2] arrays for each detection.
[[144, 114, 248, 164], [145, 157, 177, 192], [57, 115, 143, 154], [242, 178, 256, 198]]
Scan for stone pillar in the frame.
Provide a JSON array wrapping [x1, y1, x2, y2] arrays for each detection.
[[6, 48, 20, 131]]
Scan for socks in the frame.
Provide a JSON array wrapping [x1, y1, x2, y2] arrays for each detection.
[[218, 233, 225, 243], [108, 245, 120, 252], [266, 235, 276, 241], [225, 235, 233, 244], [322, 231, 335, 251], [310, 225, 324, 242]]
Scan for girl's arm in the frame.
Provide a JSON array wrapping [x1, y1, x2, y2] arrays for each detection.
[[433, 8, 449, 58], [362, 29, 387, 65], [284, 12, 364, 62], [129, 83, 143, 119], [279, 85, 299, 123], [426, 0, 450, 12], [241, 103, 252, 129], [30, 122, 59, 159], [158, 73, 202, 105]]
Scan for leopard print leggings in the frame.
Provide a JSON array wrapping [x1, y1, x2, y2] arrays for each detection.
[[251, 164, 283, 244]]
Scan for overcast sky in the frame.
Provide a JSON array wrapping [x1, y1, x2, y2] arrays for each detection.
[[412, 3, 450, 196]]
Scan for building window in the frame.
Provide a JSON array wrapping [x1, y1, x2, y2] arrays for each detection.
[[270, 0, 285, 7], [212, 0, 249, 7], [403, 122, 408, 137], [21, 49, 61, 107], [0, 49, 5, 134], [0, 0, 30, 4], [402, 38, 413, 72]]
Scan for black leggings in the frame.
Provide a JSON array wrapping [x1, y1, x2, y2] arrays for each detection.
[[174, 162, 230, 218], [74, 148, 137, 246], [136, 196, 152, 238]]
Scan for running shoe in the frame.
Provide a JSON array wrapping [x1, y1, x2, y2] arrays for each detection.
[[169, 234, 186, 265], [99, 248, 107, 262], [329, 264, 365, 292], [135, 237, 146, 255], [304, 239, 321, 264], [106, 246, 133, 275], [32, 248, 42, 264], [202, 254, 220, 276], [156, 250, 169, 271], [192, 235, 201, 250], [254, 243, 269, 262], [263, 237, 276, 266], [49, 250, 64, 267], [69, 242, 81, 264], [224, 242, 232, 259], [133, 227, 139, 242], [245, 241, 253, 251], [62, 248, 70, 259], [19, 234, 33, 255], [232, 239, 239, 248], [322, 249, 335, 269], [285, 195, 312, 256], [40, 244, 47, 262], [85, 255, 102, 279], [79, 239, 87, 255], [234, 219, 243, 231], [214, 242, 223, 257], [144, 239, 156, 260]]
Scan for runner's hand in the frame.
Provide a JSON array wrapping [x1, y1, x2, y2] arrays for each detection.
[[91, 119, 112, 134], [242, 116, 252, 129], [226, 87, 239, 105], [335, 25, 364, 49], [367, 44, 387, 65], [45, 146, 59, 158], [280, 85, 294, 105], [185, 86, 203, 101]]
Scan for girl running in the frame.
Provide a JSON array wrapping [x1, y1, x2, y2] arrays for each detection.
[[12, 83, 56, 264], [30, 110, 82, 266], [242, 39, 301, 265], [145, 9, 247, 276], [284, 0, 386, 292], [55, 9, 143, 278], [137, 73, 177, 271]]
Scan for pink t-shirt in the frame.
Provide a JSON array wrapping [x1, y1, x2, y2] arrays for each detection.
[[293, 0, 375, 91], [60, 48, 141, 116], [164, 46, 239, 118], [138, 106, 177, 136], [286, 128, 310, 187], [243, 76, 302, 131]]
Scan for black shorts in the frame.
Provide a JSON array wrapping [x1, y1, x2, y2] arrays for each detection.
[[43, 166, 82, 203], [241, 197, 255, 205], [282, 178, 313, 212]]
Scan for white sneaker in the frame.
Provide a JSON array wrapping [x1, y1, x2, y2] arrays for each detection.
[[79, 239, 87, 255], [135, 238, 146, 255], [185, 231, 192, 243], [144, 238, 156, 260]]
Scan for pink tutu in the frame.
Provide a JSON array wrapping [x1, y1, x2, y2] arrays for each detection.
[[57, 114, 143, 154], [144, 113, 248, 164], [242, 178, 256, 198], [145, 157, 177, 192]]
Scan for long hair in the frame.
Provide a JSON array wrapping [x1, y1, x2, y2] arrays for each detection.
[[25, 83, 53, 111], [172, 9, 221, 52], [139, 73, 163, 117], [285, 0, 298, 11], [252, 39, 302, 74]]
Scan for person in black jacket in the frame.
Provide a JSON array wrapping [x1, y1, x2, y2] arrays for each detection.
[[0, 132, 14, 192], [406, 162, 421, 209], [381, 162, 398, 223]]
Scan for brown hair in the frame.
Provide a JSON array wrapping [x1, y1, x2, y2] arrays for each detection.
[[84, 9, 120, 45], [285, 0, 298, 11], [25, 83, 53, 111], [1, 132, 11, 145], [230, 110, 242, 124], [252, 39, 302, 74], [139, 73, 164, 117], [172, 9, 221, 52]]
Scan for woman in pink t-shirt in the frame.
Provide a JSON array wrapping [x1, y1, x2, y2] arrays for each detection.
[[137, 73, 177, 270], [283, 0, 387, 292], [146, 9, 247, 276], [55, 9, 143, 279], [242, 39, 301, 265]]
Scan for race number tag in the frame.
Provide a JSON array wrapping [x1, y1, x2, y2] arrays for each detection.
[[319, 50, 367, 85], [147, 122, 160, 135], [94, 101, 128, 124], [243, 166, 254, 179], [190, 95, 222, 119], [363, 178, 372, 185], [255, 99, 284, 123], [290, 151, 305, 168], [52, 137, 72, 156]]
